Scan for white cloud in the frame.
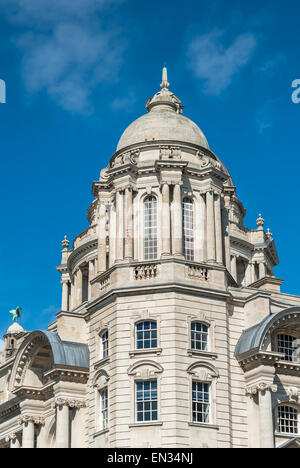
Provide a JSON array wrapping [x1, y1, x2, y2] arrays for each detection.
[[0, 0, 125, 113], [111, 91, 136, 112], [187, 30, 257, 95], [256, 101, 275, 135]]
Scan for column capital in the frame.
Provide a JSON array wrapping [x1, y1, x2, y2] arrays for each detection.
[[52, 398, 86, 409], [18, 415, 45, 425], [5, 433, 17, 442], [246, 382, 277, 396]]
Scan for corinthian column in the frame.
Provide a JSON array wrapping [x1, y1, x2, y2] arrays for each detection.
[[19, 416, 35, 449], [55, 402, 70, 449], [173, 183, 183, 258], [124, 186, 133, 260], [214, 193, 223, 264], [115, 190, 124, 262], [161, 183, 171, 257], [206, 191, 216, 262], [98, 203, 107, 273], [247, 383, 276, 448], [61, 280, 69, 311]]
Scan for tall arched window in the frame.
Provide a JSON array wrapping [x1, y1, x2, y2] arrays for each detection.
[[144, 196, 158, 260], [183, 198, 194, 261]]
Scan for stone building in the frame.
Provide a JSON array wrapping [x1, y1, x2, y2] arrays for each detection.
[[1, 69, 300, 449]]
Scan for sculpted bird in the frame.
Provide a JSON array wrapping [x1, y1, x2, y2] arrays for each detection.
[[9, 306, 22, 322]]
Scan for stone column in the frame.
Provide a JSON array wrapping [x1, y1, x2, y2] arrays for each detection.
[[55, 402, 70, 449], [61, 281, 69, 311], [259, 262, 266, 279], [231, 256, 237, 282], [206, 191, 216, 262], [247, 383, 276, 448], [115, 190, 124, 262], [214, 193, 223, 264], [98, 203, 107, 273], [223, 194, 231, 272], [124, 187, 133, 260], [75, 268, 83, 307], [21, 418, 35, 449], [109, 201, 116, 267], [88, 260, 95, 299], [250, 262, 255, 284], [173, 183, 183, 258], [161, 183, 171, 257]]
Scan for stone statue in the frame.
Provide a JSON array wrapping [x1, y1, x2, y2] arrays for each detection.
[[9, 306, 22, 322]]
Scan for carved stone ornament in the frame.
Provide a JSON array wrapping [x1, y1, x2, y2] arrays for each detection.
[[18, 415, 45, 426], [111, 149, 140, 168], [5, 433, 16, 443], [159, 145, 182, 160], [246, 383, 277, 396], [196, 151, 222, 170], [52, 398, 87, 409], [287, 387, 300, 402]]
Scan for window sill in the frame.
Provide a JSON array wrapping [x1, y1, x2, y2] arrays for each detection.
[[187, 349, 218, 360], [129, 421, 163, 428], [93, 428, 109, 438], [274, 432, 299, 439], [188, 422, 219, 430], [129, 348, 162, 357], [94, 357, 110, 369]]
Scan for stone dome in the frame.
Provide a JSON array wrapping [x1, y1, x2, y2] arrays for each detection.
[[6, 322, 24, 335], [116, 68, 209, 152]]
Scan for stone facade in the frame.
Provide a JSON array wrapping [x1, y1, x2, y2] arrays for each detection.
[[1, 69, 300, 448]]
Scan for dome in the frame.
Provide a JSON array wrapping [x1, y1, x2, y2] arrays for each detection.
[[6, 322, 24, 335], [116, 68, 209, 152]]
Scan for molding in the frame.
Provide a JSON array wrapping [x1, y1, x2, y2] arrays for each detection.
[[128, 421, 163, 428], [188, 422, 219, 430], [129, 348, 162, 358], [187, 350, 218, 360]]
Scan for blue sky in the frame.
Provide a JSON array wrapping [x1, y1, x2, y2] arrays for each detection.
[[0, 0, 300, 345]]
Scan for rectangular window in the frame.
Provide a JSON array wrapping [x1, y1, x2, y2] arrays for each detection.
[[192, 381, 210, 424], [144, 197, 158, 260], [136, 380, 158, 422], [100, 389, 108, 430], [136, 321, 157, 349], [101, 331, 109, 359], [191, 323, 209, 351], [278, 406, 298, 434]]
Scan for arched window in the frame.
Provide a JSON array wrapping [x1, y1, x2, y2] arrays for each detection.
[[277, 406, 298, 434], [100, 330, 109, 359], [136, 321, 157, 350], [183, 198, 194, 261], [144, 196, 158, 260], [191, 322, 209, 351], [277, 334, 297, 361]]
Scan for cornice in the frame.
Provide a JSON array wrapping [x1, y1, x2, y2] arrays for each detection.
[[0, 397, 20, 420]]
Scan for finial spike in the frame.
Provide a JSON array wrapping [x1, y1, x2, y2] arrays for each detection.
[[160, 66, 170, 89]]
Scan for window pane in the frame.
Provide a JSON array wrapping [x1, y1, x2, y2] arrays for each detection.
[[135, 321, 157, 350], [191, 323, 209, 351], [278, 406, 298, 434], [192, 382, 210, 424], [277, 334, 297, 362], [144, 197, 158, 260], [136, 380, 158, 422], [183, 198, 194, 261]]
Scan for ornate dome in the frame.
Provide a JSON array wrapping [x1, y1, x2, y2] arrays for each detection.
[[6, 322, 24, 335], [116, 68, 209, 152]]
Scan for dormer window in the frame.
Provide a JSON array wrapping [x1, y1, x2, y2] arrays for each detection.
[[277, 334, 297, 362]]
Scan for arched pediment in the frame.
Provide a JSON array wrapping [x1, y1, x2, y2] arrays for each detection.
[[235, 307, 300, 358], [128, 360, 163, 378], [93, 369, 110, 389], [187, 361, 219, 381]]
